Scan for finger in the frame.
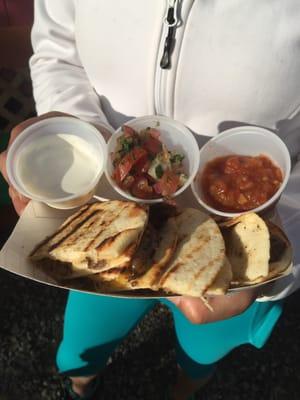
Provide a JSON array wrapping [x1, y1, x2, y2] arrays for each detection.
[[168, 296, 180, 306], [0, 150, 9, 183], [12, 197, 29, 216], [170, 296, 208, 324], [9, 186, 30, 216], [9, 185, 29, 203]]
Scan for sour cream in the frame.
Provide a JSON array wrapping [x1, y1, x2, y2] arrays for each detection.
[[16, 133, 102, 200]]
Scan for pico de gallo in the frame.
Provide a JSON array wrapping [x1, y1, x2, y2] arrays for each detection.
[[112, 125, 188, 199]]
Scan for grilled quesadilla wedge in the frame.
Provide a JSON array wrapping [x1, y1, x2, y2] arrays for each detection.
[[30, 201, 148, 280], [229, 220, 293, 286], [88, 217, 178, 292], [205, 257, 233, 295], [159, 208, 226, 297], [95, 224, 158, 283], [221, 213, 270, 282], [127, 217, 178, 290], [88, 267, 133, 293]]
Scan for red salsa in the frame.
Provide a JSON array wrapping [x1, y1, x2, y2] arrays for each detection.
[[200, 155, 283, 212]]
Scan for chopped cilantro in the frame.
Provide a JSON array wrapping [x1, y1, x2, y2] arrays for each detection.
[[155, 164, 164, 179], [120, 137, 133, 153], [170, 153, 185, 164]]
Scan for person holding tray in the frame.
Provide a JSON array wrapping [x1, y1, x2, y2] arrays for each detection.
[[1, 1, 300, 399]]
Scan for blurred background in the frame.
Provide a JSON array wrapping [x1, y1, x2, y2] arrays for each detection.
[[0, 0, 35, 243]]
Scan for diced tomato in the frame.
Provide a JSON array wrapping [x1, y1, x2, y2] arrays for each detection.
[[131, 177, 154, 199], [153, 170, 180, 197], [122, 125, 137, 138], [112, 125, 187, 200], [224, 156, 241, 174], [114, 147, 147, 182], [133, 154, 151, 174], [143, 136, 162, 156], [148, 128, 161, 139]]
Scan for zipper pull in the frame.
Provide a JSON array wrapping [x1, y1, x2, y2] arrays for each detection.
[[160, 0, 178, 69]]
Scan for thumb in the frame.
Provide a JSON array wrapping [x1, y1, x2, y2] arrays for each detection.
[[9, 186, 30, 216], [168, 296, 181, 306]]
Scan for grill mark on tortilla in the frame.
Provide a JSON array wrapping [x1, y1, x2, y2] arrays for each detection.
[[85, 218, 116, 251], [159, 262, 184, 285], [131, 225, 157, 275], [185, 253, 224, 293], [193, 254, 224, 281], [30, 203, 93, 256], [60, 203, 92, 228], [95, 232, 118, 251], [48, 209, 101, 251], [122, 242, 137, 257], [85, 203, 134, 251], [159, 232, 211, 285], [161, 229, 224, 290], [148, 247, 176, 285], [184, 236, 210, 260]]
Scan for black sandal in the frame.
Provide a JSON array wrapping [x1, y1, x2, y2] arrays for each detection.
[[63, 376, 100, 400]]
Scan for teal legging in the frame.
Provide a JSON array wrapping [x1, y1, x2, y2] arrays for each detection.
[[56, 292, 283, 379]]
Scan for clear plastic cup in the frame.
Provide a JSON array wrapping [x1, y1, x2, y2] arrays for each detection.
[[105, 115, 200, 203], [191, 126, 291, 218], [6, 117, 107, 209]]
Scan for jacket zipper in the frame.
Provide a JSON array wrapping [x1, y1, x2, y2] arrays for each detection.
[[160, 0, 179, 69], [154, 0, 179, 115], [154, 0, 195, 116]]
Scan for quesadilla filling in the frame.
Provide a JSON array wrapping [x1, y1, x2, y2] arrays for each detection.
[[112, 125, 188, 199], [269, 234, 287, 263]]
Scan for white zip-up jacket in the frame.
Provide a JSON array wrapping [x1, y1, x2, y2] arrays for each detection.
[[29, 0, 300, 301]]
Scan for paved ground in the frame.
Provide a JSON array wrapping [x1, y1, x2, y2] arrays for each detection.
[[0, 264, 299, 400]]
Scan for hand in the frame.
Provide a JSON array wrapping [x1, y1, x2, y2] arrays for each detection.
[[0, 111, 71, 215], [170, 288, 258, 324]]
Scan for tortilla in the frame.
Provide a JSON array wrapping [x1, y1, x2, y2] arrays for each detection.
[[205, 257, 233, 295], [230, 220, 293, 286], [222, 213, 270, 282], [158, 209, 226, 297], [30, 199, 292, 295], [89, 217, 178, 292], [130, 217, 178, 289], [30, 201, 148, 280]]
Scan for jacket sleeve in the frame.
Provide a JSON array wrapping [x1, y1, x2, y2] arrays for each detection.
[[29, 0, 113, 133], [257, 129, 300, 302]]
